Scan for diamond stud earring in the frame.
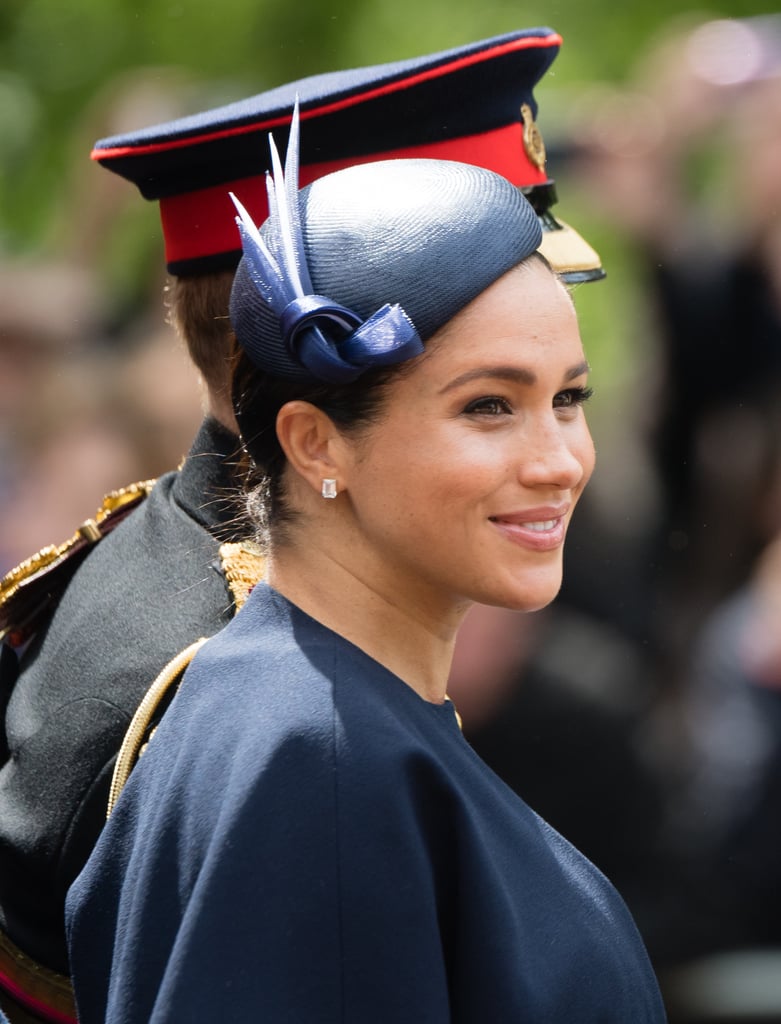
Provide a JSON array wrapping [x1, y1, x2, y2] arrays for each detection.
[[321, 478, 338, 499]]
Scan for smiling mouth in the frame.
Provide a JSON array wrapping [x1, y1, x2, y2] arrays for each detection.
[[488, 516, 559, 531], [487, 513, 568, 551]]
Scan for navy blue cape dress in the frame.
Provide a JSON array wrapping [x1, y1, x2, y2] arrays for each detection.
[[66, 582, 666, 1023]]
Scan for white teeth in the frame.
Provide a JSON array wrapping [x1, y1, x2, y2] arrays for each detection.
[[525, 520, 556, 532]]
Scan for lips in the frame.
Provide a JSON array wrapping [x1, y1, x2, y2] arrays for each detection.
[[488, 506, 570, 551]]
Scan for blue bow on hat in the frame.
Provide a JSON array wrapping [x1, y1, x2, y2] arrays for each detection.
[[230, 103, 424, 384]]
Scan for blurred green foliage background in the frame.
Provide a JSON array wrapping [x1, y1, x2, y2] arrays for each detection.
[[0, 0, 776, 393]]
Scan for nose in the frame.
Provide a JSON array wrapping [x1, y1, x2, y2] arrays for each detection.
[[516, 415, 593, 492]]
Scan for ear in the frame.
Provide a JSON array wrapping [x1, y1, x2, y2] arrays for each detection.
[[275, 400, 346, 497]]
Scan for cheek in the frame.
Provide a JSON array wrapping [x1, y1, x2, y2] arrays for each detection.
[[583, 434, 597, 486], [571, 421, 596, 492], [423, 435, 513, 507], [354, 432, 500, 530]]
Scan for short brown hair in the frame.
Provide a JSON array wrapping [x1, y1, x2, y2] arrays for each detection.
[[165, 271, 239, 394]]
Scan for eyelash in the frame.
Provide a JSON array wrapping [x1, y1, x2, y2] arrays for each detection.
[[554, 385, 594, 409], [463, 386, 594, 416]]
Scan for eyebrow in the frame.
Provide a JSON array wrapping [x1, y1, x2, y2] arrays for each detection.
[[439, 360, 590, 394]]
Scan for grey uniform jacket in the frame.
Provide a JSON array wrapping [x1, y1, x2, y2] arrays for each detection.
[[0, 418, 249, 975]]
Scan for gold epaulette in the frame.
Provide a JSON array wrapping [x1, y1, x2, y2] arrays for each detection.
[[218, 539, 266, 611], [106, 540, 266, 818], [0, 480, 155, 645]]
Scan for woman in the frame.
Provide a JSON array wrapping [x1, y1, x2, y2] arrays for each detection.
[[65, 114, 666, 1022]]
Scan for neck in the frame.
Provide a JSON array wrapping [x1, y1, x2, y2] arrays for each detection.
[[204, 386, 240, 435], [266, 541, 467, 705]]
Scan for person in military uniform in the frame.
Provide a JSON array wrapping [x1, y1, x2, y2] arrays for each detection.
[[0, 27, 603, 1023]]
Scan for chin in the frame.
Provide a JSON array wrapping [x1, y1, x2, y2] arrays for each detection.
[[495, 567, 563, 613]]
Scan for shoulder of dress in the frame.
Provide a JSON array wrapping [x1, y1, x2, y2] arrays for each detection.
[[0, 479, 156, 646]]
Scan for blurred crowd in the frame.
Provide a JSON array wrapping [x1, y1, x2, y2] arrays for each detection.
[[0, 70, 208, 575], [3, 13, 781, 1022], [0, 269, 203, 570]]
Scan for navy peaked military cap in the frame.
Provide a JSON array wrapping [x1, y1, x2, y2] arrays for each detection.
[[91, 27, 603, 282]]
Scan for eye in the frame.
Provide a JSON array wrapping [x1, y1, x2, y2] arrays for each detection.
[[553, 385, 593, 410], [462, 396, 513, 416]]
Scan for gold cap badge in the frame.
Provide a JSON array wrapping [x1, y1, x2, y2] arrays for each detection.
[[520, 103, 546, 172]]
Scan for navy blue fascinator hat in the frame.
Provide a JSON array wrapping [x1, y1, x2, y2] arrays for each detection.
[[229, 108, 542, 385]]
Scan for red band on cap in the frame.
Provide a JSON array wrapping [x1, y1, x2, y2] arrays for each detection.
[[92, 33, 562, 163], [160, 123, 545, 266]]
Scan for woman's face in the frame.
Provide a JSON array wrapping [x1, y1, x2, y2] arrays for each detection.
[[337, 260, 595, 617]]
